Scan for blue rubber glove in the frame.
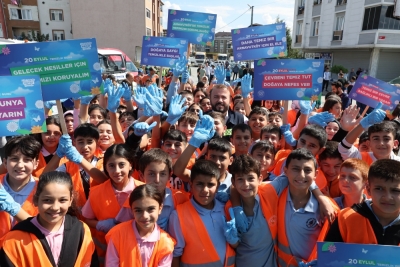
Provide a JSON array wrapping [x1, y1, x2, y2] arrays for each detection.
[[231, 78, 242, 85], [224, 209, 240, 245], [96, 218, 117, 233], [103, 78, 113, 96], [308, 112, 336, 127], [166, 95, 188, 125], [280, 124, 297, 147], [188, 110, 216, 148], [44, 99, 69, 109], [241, 74, 254, 98], [133, 121, 157, 136], [232, 206, 249, 233], [181, 69, 190, 84], [107, 84, 124, 113], [173, 56, 188, 77], [64, 143, 83, 164], [56, 135, 72, 158], [360, 102, 385, 129], [299, 100, 316, 115], [279, 106, 285, 114], [0, 186, 21, 216], [215, 65, 226, 84], [157, 216, 168, 231], [216, 191, 229, 204], [133, 87, 147, 110], [80, 95, 95, 105], [299, 260, 318, 267], [144, 86, 164, 116], [122, 82, 132, 102]]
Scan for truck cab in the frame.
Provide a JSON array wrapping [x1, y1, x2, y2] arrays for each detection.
[[195, 52, 206, 65], [217, 53, 228, 65]]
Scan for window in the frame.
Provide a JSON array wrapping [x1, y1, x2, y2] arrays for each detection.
[[0, 23, 3, 38], [52, 30, 65, 40], [314, 0, 322, 5], [296, 21, 303, 35], [299, 0, 305, 6], [146, 8, 151, 19], [334, 15, 345, 31], [10, 8, 32, 20], [312, 20, 320, 36], [219, 41, 224, 52], [337, 0, 347, 6], [146, 28, 151, 36], [50, 9, 63, 21], [214, 40, 218, 52], [227, 42, 232, 49]]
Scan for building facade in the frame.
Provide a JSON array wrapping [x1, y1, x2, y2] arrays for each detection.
[[194, 31, 232, 58], [69, 0, 163, 63], [293, 0, 400, 81], [37, 0, 72, 41]]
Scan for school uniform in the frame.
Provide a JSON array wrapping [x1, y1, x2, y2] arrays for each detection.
[[168, 198, 235, 267], [105, 220, 175, 267], [0, 174, 38, 239], [333, 194, 367, 210], [325, 200, 400, 245], [0, 214, 98, 267]]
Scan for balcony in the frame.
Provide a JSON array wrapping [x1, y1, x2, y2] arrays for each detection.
[[332, 30, 343, 41], [295, 35, 303, 43], [337, 0, 347, 5], [313, 0, 322, 5], [298, 6, 305, 15]]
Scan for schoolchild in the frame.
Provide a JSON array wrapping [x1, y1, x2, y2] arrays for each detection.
[[248, 107, 269, 141], [231, 124, 252, 156], [318, 141, 343, 198], [250, 141, 277, 182]]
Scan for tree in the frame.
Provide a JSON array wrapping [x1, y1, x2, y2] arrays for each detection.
[[20, 31, 49, 42], [276, 17, 303, 59]]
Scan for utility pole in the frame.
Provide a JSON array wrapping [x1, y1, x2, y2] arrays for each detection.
[[248, 4, 254, 26]]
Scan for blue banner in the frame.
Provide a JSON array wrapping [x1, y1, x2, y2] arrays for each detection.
[[0, 39, 102, 101], [351, 74, 400, 111], [0, 75, 46, 136], [318, 242, 400, 267], [141, 36, 188, 67], [232, 23, 287, 61], [166, 9, 217, 45], [254, 59, 324, 100]]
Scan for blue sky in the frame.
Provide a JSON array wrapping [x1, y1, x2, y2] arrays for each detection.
[[163, 0, 295, 32]]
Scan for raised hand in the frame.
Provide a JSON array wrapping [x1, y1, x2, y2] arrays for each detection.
[[133, 121, 157, 136], [308, 112, 336, 127], [103, 78, 114, 96], [340, 105, 362, 131], [56, 134, 73, 158], [80, 95, 95, 105], [173, 56, 189, 77], [64, 141, 83, 164], [144, 86, 164, 116], [299, 100, 316, 115], [107, 84, 125, 113], [166, 95, 188, 125], [181, 69, 190, 84], [215, 65, 226, 84], [188, 110, 216, 148], [280, 124, 297, 147], [360, 102, 385, 129], [241, 74, 254, 98], [122, 82, 132, 102]]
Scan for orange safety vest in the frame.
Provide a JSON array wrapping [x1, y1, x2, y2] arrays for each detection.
[[327, 178, 341, 198], [1, 221, 95, 266], [89, 179, 141, 265], [277, 188, 339, 267], [287, 109, 298, 127], [176, 201, 236, 267], [32, 151, 46, 179], [338, 207, 386, 244], [0, 175, 39, 239], [361, 152, 374, 166], [105, 220, 175, 267]]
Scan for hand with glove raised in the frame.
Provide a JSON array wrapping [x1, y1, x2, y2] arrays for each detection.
[[224, 209, 240, 245], [107, 84, 124, 113], [133, 121, 157, 136], [308, 112, 336, 127], [64, 140, 83, 164], [143, 85, 164, 117], [166, 95, 188, 125], [56, 135, 73, 158], [241, 74, 254, 98], [173, 56, 189, 77], [0, 186, 21, 216], [122, 82, 132, 102], [299, 100, 316, 115], [188, 110, 216, 148], [80, 95, 95, 105], [96, 218, 117, 233], [181, 69, 190, 84], [103, 78, 114, 96], [360, 102, 385, 129], [215, 65, 226, 85], [133, 87, 147, 110], [280, 124, 297, 147]]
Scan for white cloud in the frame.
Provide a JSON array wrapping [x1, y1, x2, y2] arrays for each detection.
[[11, 87, 33, 94], [163, 1, 181, 29]]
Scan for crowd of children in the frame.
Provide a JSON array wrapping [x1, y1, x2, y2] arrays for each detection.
[[0, 61, 400, 267]]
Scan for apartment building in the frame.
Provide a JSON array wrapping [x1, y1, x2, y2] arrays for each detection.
[[293, 0, 400, 81], [195, 31, 232, 56], [37, 0, 72, 41], [69, 0, 164, 62]]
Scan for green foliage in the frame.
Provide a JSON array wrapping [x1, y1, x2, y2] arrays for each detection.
[[331, 65, 348, 74], [20, 31, 49, 42], [275, 17, 304, 59]]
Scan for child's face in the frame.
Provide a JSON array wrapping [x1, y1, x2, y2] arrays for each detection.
[[98, 124, 115, 150], [140, 162, 170, 193], [234, 103, 246, 116], [35, 182, 72, 232], [194, 91, 206, 104], [261, 132, 281, 150], [131, 197, 162, 234], [319, 157, 343, 182], [74, 136, 97, 161], [367, 132, 398, 159], [162, 139, 186, 160], [231, 130, 252, 155], [119, 115, 135, 132], [190, 174, 218, 209], [206, 149, 233, 175], [367, 178, 400, 220], [268, 115, 282, 127], [234, 171, 262, 199], [200, 99, 212, 113], [251, 148, 274, 176], [105, 155, 132, 186], [89, 109, 104, 126], [64, 116, 74, 134], [284, 159, 317, 191], [297, 134, 324, 156], [41, 124, 61, 152], [184, 95, 194, 107], [177, 120, 196, 141], [213, 119, 226, 137], [358, 141, 370, 152], [329, 103, 342, 119], [339, 167, 366, 196], [249, 114, 268, 137], [326, 122, 339, 140], [264, 101, 273, 110], [5, 150, 38, 182]]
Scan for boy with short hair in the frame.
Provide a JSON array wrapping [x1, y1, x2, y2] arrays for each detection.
[[325, 159, 400, 244], [277, 148, 339, 266], [248, 107, 269, 140], [260, 125, 283, 151], [268, 111, 283, 127], [318, 141, 343, 198], [177, 111, 199, 142], [208, 111, 227, 137], [169, 160, 236, 267], [250, 141, 276, 182], [179, 90, 194, 107], [231, 124, 252, 156], [118, 111, 135, 132], [0, 136, 41, 238]]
